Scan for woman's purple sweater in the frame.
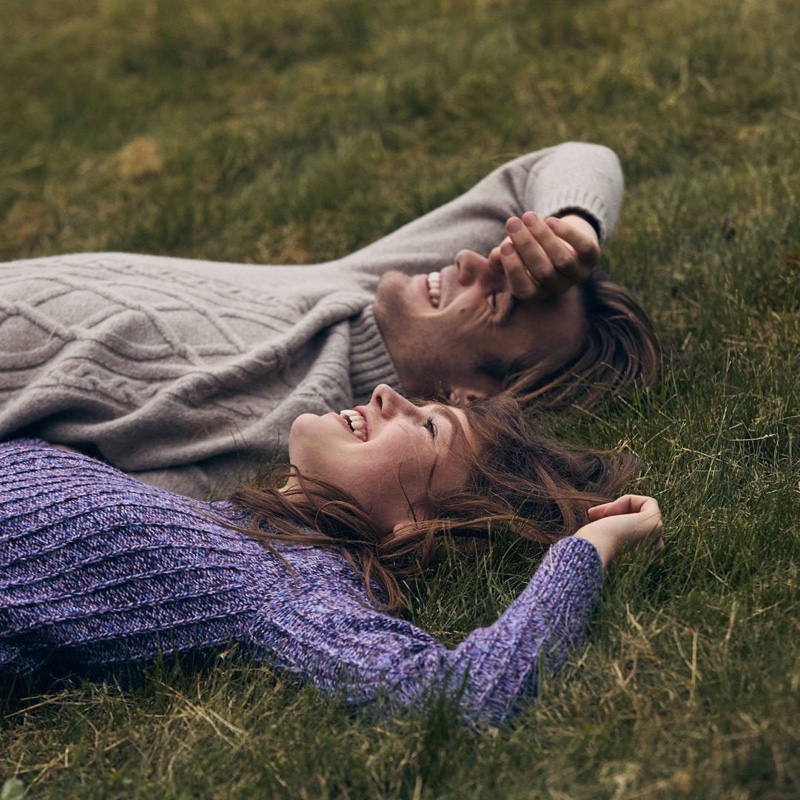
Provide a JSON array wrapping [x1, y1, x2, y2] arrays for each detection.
[[0, 439, 604, 725]]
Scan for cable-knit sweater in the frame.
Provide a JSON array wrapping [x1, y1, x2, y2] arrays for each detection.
[[0, 143, 624, 498], [0, 439, 605, 725]]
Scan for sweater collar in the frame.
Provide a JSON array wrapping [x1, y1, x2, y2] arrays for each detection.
[[349, 305, 404, 402]]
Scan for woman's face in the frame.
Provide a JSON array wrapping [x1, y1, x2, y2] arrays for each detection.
[[287, 384, 474, 536]]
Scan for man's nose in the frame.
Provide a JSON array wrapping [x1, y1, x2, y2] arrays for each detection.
[[455, 249, 503, 289]]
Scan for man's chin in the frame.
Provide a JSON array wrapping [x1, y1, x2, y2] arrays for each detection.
[[374, 271, 413, 329], [375, 270, 408, 301]]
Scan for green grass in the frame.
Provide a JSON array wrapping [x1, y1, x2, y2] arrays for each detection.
[[1, 0, 799, 797]]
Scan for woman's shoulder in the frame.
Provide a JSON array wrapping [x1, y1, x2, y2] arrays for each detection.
[[0, 438, 224, 539], [0, 437, 53, 454], [0, 438, 382, 603]]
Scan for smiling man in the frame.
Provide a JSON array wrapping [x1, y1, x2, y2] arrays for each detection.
[[374, 225, 591, 403], [0, 142, 658, 498]]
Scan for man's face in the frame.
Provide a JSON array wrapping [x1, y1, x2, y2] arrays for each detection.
[[373, 249, 587, 401]]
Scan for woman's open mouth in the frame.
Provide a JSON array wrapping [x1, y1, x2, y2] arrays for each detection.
[[339, 408, 367, 441]]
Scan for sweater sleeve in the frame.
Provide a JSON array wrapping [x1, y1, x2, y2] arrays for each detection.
[[335, 141, 624, 279], [246, 536, 604, 725]]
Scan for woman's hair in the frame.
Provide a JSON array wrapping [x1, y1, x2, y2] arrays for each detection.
[[502, 272, 661, 411], [229, 392, 639, 609]]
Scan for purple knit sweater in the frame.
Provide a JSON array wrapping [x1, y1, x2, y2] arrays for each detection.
[[0, 439, 604, 725]]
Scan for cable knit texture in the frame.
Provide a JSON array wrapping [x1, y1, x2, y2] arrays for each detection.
[[0, 143, 623, 498], [0, 440, 604, 725]]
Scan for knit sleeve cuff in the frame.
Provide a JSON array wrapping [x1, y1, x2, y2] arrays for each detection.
[[540, 189, 612, 245]]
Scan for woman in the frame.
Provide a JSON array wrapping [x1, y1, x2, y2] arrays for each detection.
[[0, 386, 662, 725]]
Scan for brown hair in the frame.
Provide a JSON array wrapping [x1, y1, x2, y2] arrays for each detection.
[[229, 392, 639, 610], [502, 272, 661, 411]]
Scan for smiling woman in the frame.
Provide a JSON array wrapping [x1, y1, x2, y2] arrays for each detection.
[[286, 385, 473, 536], [0, 389, 662, 725], [234, 385, 642, 609]]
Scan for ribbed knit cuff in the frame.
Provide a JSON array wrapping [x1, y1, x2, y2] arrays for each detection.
[[539, 189, 612, 245], [348, 305, 404, 402]]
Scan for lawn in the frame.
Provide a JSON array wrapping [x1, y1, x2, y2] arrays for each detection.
[[1, 0, 798, 797]]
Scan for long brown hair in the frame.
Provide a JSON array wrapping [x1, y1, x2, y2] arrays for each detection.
[[501, 272, 661, 411], [230, 392, 639, 609]]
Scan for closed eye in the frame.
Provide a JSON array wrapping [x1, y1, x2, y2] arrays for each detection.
[[498, 294, 517, 325], [424, 416, 437, 438]]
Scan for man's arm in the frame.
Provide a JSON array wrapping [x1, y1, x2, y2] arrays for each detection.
[[334, 141, 623, 280]]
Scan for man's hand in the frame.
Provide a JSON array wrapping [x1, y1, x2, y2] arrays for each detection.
[[489, 211, 601, 301], [574, 495, 664, 570]]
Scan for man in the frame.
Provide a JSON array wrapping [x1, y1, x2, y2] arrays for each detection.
[[0, 142, 658, 498]]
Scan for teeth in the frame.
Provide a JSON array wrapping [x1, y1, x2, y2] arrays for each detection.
[[339, 409, 366, 441], [427, 272, 441, 308]]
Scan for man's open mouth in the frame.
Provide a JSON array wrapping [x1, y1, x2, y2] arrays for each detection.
[[427, 271, 441, 308]]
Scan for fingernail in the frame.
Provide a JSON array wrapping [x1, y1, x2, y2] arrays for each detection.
[[523, 211, 538, 226], [507, 218, 522, 233], [500, 241, 514, 256]]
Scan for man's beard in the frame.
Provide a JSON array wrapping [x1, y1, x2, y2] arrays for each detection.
[[374, 272, 448, 398]]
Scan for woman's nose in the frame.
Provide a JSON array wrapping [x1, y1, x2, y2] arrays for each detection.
[[371, 384, 415, 417]]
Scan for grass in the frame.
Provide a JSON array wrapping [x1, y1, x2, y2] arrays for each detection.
[[1, 0, 799, 797]]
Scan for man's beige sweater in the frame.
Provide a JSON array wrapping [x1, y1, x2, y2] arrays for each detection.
[[0, 143, 623, 497]]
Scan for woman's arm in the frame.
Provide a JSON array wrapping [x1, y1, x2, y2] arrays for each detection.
[[0, 442, 659, 725], [247, 497, 662, 726], [246, 536, 604, 726]]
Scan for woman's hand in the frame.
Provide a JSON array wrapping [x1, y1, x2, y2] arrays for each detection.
[[488, 211, 601, 301], [574, 495, 664, 571]]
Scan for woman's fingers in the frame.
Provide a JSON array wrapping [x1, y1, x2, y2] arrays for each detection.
[[590, 495, 663, 543], [578, 496, 664, 568], [587, 494, 648, 520]]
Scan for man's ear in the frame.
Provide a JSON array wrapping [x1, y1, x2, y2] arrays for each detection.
[[447, 387, 488, 406]]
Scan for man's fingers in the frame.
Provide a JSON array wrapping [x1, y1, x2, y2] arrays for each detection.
[[503, 217, 573, 297], [545, 215, 601, 266], [498, 239, 541, 299], [522, 211, 595, 286], [497, 212, 603, 301]]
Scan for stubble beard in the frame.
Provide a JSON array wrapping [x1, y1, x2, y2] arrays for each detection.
[[374, 272, 446, 398]]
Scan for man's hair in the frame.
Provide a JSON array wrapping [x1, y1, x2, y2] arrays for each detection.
[[227, 392, 639, 609], [502, 272, 660, 411]]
